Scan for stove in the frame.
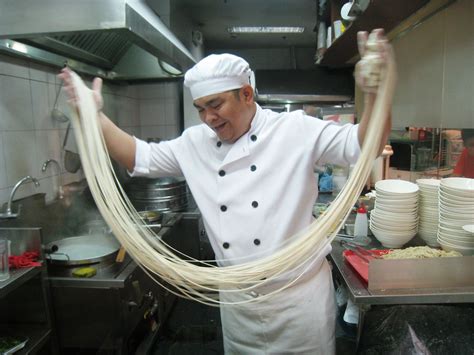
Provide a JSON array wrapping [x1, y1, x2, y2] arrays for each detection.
[[46, 213, 183, 354]]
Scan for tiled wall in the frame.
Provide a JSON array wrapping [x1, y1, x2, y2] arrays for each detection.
[[0, 53, 181, 208]]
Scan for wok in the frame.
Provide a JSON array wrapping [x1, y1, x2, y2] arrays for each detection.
[[45, 234, 120, 266]]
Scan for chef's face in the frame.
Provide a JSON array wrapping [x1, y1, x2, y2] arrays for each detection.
[[193, 85, 256, 143]]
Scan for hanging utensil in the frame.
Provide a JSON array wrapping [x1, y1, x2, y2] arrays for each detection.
[[63, 122, 82, 173], [51, 83, 70, 123]]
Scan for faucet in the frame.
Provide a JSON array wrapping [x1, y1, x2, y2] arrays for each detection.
[[0, 176, 40, 219], [42, 159, 64, 199]]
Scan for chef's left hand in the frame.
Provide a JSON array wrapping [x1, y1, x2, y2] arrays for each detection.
[[354, 29, 394, 94]]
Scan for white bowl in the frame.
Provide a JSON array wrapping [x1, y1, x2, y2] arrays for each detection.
[[439, 237, 474, 248], [370, 219, 418, 231], [440, 177, 474, 192], [376, 179, 420, 194], [439, 232, 474, 242], [375, 192, 419, 201], [439, 189, 474, 202], [439, 194, 474, 206], [376, 197, 418, 205], [369, 223, 418, 239], [375, 204, 418, 214], [438, 238, 474, 255], [371, 210, 419, 222], [418, 221, 438, 232], [371, 228, 416, 248], [462, 224, 474, 234], [417, 178, 441, 187], [440, 186, 474, 199]]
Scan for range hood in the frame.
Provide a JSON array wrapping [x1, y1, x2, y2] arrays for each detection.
[[0, 0, 196, 80], [255, 68, 354, 104]]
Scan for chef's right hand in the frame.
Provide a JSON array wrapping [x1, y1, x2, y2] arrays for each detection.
[[58, 67, 104, 113], [354, 29, 392, 94]]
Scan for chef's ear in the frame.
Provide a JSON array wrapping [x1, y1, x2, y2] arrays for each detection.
[[241, 85, 253, 101]]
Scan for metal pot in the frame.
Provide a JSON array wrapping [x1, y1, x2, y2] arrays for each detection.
[[125, 177, 188, 212], [45, 234, 120, 266]]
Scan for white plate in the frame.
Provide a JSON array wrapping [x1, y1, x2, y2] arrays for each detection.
[[376, 179, 419, 194]]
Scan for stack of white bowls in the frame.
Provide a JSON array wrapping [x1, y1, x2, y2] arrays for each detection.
[[370, 179, 419, 248], [416, 179, 441, 247], [438, 177, 474, 255]]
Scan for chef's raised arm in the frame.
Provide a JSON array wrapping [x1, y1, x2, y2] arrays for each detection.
[[58, 68, 137, 172]]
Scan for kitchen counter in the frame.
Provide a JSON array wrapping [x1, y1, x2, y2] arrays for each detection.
[[329, 240, 474, 305], [329, 239, 474, 353]]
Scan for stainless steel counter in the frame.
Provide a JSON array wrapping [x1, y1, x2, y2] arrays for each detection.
[[329, 240, 474, 305]]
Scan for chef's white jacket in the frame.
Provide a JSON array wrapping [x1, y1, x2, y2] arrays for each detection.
[[131, 103, 361, 353]]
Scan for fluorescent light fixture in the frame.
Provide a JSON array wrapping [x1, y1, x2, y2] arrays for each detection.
[[228, 26, 305, 34]]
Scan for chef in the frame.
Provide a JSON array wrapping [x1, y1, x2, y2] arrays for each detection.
[[59, 29, 395, 354]]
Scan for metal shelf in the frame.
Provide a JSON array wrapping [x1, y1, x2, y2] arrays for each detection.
[[0, 325, 51, 355], [319, 0, 445, 67], [0, 267, 41, 299]]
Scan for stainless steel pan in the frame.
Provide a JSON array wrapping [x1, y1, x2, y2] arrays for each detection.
[[45, 234, 120, 266]]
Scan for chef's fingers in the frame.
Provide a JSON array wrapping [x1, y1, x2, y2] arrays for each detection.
[[92, 77, 104, 111], [357, 31, 368, 57], [58, 68, 78, 101]]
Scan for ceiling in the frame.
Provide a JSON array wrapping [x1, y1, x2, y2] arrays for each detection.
[[171, 0, 319, 50]]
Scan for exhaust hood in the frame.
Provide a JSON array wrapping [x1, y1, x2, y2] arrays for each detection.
[[255, 68, 354, 104], [0, 0, 196, 80]]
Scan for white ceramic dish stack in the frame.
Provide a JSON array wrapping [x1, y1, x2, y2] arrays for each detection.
[[437, 177, 474, 255], [416, 179, 441, 247], [370, 179, 419, 248]]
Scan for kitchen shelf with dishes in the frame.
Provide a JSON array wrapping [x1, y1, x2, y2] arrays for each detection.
[[316, 0, 454, 67]]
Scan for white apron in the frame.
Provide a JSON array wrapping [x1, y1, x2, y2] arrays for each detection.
[[220, 259, 336, 355], [131, 104, 360, 353]]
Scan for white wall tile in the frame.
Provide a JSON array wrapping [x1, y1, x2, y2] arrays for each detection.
[[117, 96, 138, 127], [0, 54, 29, 79], [29, 62, 50, 83], [139, 99, 166, 125], [8, 179, 42, 202], [3, 130, 38, 186], [0, 76, 35, 131], [0, 133, 7, 189], [31, 81, 56, 130], [103, 93, 119, 124], [62, 171, 85, 185], [140, 125, 166, 142], [36, 176, 58, 203], [165, 125, 179, 139], [138, 83, 165, 99], [35, 130, 62, 177], [165, 98, 179, 125], [0, 188, 9, 208], [123, 126, 141, 138], [47, 83, 72, 126]]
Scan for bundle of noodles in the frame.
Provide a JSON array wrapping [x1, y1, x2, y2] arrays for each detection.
[[68, 34, 397, 305]]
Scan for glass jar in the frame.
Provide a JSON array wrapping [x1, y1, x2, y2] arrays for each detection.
[[0, 239, 10, 282]]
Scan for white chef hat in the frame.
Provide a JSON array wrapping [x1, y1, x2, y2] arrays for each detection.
[[184, 53, 254, 100]]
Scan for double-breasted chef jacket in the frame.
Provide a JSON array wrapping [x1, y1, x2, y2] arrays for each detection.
[[131, 103, 361, 354]]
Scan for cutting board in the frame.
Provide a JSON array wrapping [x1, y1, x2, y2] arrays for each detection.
[[343, 249, 390, 282]]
